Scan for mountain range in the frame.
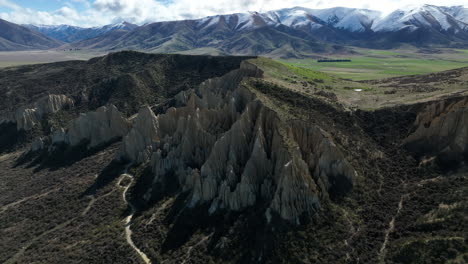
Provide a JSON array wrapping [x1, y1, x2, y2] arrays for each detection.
[[24, 22, 138, 43], [1, 4, 468, 57], [0, 19, 62, 51]]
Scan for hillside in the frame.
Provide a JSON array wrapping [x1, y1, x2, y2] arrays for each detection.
[[69, 19, 342, 58], [0, 51, 251, 117], [0, 19, 62, 51], [63, 5, 468, 56], [4, 5, 468, 57], [25, 22, 138, 43], [0, 52, 466, 263]]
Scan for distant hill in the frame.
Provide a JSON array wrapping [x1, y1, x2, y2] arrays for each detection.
[[0, 19, 62, 51], [4, 4, 468, 56], [68, 16, 349, 58], [65, 5, 468, 57], [24, 22, 138, 43]]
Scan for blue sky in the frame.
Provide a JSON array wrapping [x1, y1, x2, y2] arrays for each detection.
[[12, 0, 64, 11], [0, 0, 467, 27]]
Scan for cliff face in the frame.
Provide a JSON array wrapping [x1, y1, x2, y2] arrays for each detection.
[[404, 97, 468, 166], [14, 60, 355, 224], [0, 94, 73, 131], [53, 104, 131, 148], [119, 105, 160, 163], [29, 104, 131, 152], [17, 61, 355, 223], [118, 62, 355, 223]]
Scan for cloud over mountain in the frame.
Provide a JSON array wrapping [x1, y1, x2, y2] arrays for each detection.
[[0, 0, 467, 27]]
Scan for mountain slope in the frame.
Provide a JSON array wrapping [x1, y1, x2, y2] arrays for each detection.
[[264, 6, 382, 32], [63, 5, 468, 56], [372, 5, 468, 32], [25, 22, 138, 43], [70, 17, 344, 58], [3, 4, 468, 56], [0, 19, 62, 51], [370, 4, 468, 45]]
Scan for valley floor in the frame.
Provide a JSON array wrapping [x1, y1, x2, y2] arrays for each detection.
[[0, 50, 104, 68], [283, 47, 468, 80]]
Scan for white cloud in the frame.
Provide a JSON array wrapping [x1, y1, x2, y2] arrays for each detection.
[[0, 0, 467, 26], [0, 0, 20, 10]]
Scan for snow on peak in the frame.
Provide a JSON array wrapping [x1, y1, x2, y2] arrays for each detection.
[[265, 6, 381, 32], [191, 5, 467, 33], [372, 4, 466, 32]]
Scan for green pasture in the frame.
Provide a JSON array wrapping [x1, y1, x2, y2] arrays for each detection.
[[283, 48, 468, 80]]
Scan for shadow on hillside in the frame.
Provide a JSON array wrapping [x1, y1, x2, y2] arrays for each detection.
[[0, 123, 29, 154], [81, 159, 127, 197], [14, 137, 122, 173]]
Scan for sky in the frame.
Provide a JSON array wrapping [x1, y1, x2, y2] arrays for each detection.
[[0, 0, 467, 27]]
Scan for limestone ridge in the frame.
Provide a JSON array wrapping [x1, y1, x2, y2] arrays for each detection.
[[0, 94, 73, 130], [118, 61, 356, 223], [50, 104, 131, 148], [404, 97, 468, 165]]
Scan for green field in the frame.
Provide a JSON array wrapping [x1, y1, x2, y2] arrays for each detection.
[[283, 48, 468, 81]]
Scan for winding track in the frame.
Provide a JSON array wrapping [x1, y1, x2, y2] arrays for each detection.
[[118, 172, 152, 264], [378, 194, 408, 263]]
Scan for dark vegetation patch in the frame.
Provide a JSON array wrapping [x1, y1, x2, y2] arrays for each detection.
[[0, 51, 255, 117], [387, 173, 468, 263], [130, 192, 284, 264], [0, 122, 29, 153], [128, 165, 178, 211], [0, 143, 138, 263], [15, 137, 122, 172], [82, 159, 127, 197], [355, 106, 417, 148]]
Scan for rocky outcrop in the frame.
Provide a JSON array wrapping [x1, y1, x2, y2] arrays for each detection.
[[119, 106, 160, 163], [0, 94, 74, 131], [51, 104, 131, 148], [290, 122, 355, 198], [404, 97, 468, 166], [30, 137, 46, 152], [119, 62, 355, 223]]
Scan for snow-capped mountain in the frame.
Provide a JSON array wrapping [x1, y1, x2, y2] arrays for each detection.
[[195, 11, 277, 31], [12, 4, 468, 55], [0, 18, 62, 51], [194, 7, 382, 33], [264, 7, 382, 32], [24, 24, 83, 42], [440, 5, 468, 24], [192, 4, 467, 34], [372, 4, 468, 32], [25, 22, 138, 42]]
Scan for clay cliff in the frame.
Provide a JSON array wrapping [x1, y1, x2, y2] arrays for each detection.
[[53, 104, 130, 148], [29, 104, 130, 152], [0, 94, 73, 131], [16, 62, 356, 223], [404, 96, 468, 167], [118, 62, 356, 223]]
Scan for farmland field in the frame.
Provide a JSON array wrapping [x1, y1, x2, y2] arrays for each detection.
[[283, 48, 468, 80]]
